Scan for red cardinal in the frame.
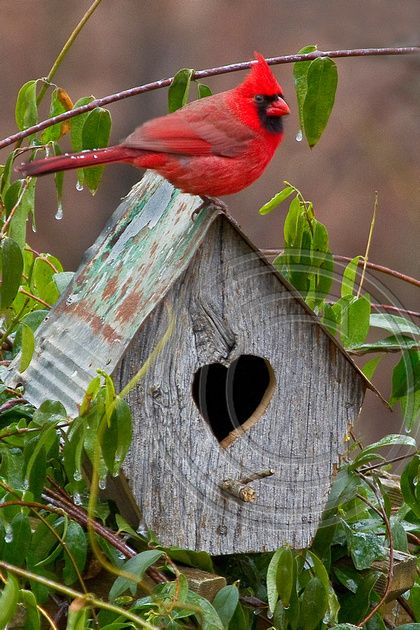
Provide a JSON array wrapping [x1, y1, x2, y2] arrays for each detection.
[[19, 53, 289, 197]]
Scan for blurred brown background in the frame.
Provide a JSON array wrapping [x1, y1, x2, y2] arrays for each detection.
[[1, 1, 419, 446]]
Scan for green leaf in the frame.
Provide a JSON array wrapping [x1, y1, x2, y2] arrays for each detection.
[[32, 399, 67, 426], [166, 547, 214, 573], [409, 583, 420, 623], [212, 585, 239, 629], [71, 96, 96, 152], [362, 356, 382, 380], [293, 45, 318, 134], [168, 68, 194, 112], [0, 573, 19, 628], [63, 521, 87, 585], [390, 350, 420, 430], [300, 576, 328, 630], [40, 87, 71, 143], [400, 454, 420, 518], [80, 107, 112, 194], [352, 434, 417, 468], [0, 237, 23, 310], [267, 547, 294, 613], [283, 195, 301, 245], [344, 523, 387, 570], [307, 550, 340, 625], [20, 589, 41, 630], [66, 600, 89, 630], [109, 550, 164, 600], [370, 314, 420, 337], [354, 336, 419, 355], [258, 186, 294, 215], [6, 178, 36, 250], [70, 95, 95, 189], [27, 516, 65, 569], [187, 590, 224, 630], [341, 256, 361, 298], [228, 602, 249, 630], [18, 323, 35, 372], [391, 519, 408, 552], [311, 219, 329, 264], [197, 82, 212, 99], [302, 57, 338, 148], [15, 80, 38, 130], [3, 512, 32, 566], [276, 548, 294, 608], [102, 396, 132, 476], [340, 295, 371, 347]]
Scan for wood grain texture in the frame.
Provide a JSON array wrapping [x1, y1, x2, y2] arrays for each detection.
[[115, 217, 366, 554], [5, 172, 369, 554]]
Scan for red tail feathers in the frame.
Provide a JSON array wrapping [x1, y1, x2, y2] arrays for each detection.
[[18, 146, 136, 178]]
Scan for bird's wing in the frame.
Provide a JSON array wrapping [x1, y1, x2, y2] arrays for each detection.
[[123, 94, 254, 158]]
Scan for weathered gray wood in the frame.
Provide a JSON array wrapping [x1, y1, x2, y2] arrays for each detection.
[[6, 172, 372, 555], [114, 217, 366, 554]]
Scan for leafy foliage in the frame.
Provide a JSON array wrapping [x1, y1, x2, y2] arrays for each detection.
[[0, 13, 418, 628]]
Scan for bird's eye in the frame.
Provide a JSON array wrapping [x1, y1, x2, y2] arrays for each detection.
[[254, 95, 265, 104]]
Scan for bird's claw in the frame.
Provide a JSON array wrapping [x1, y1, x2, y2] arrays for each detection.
[[191, 196, 240, 228]]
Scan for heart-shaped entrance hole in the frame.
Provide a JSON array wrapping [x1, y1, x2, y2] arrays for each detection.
[[192, 355, 275, 448]]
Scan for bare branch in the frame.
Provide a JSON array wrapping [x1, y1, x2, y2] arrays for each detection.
[[1, 46, 419, 151]]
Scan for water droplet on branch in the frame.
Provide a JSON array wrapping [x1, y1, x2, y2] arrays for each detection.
[[296, 129, 303, 142]]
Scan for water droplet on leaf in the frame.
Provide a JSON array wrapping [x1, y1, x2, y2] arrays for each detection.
[[99, 477, 107, 490], [73, 492, 82, 506], [55, 202, 64, 221], [296, 129, 303, 142], [76, 180, 84, 192], [5, 527, 13, 543], [73, 470, 82, 482]]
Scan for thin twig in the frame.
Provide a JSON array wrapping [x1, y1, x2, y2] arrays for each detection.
[[361, 451, 418, 472], [37, 0, 103, 104], [0, 560, 158, 630], [1, 46, 419, 151], [0, 398, 29, 414], [262, 250, 420, 289], [334, 255, 420, 289], [371, 304, 420, 319], [19, 287, 51, 309], [397, 595, 416, 620], [357, 192, 377, 298], [357, 473, 394, 627], [0, 178, 30, 236]]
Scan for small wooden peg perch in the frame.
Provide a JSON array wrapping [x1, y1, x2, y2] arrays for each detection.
[[220, 469, 275, 502]]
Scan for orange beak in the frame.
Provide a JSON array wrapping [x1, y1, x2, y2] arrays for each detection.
[[266, 97, 290, 117]]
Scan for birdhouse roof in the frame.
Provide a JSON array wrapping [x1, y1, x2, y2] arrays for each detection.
[[7, 171, 380, 413]]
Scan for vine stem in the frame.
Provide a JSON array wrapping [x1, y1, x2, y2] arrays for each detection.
[[36, 0, 104, 104], [0, 560, 158, 630], [357, 473, 394, 627], [262, 249, 420, 289], [357, 191, 377, 298], [1, 46, 419, 151]]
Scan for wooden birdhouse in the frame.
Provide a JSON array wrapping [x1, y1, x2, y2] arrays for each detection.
[[7, 172, 376, 555]]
